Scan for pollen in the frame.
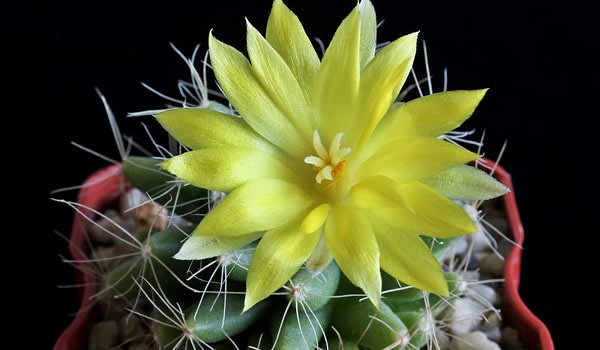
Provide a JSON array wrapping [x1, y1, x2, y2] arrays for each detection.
[[304, 131, 351, 184]]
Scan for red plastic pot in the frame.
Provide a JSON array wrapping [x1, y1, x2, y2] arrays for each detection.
[[54, 164, 128, 350], [54, 161, 553, 350]]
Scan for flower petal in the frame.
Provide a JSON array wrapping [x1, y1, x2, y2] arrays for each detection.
[[266, 0, 320, 98], [244, 221, 321, 311], [174, 232, 262, 260], [246, 20, 313, 140], [155, 108, 271, 151], [351, 176, 476, 237], [374, 89, 488, 143], [358, 136, 479, 184], [422, 164, 509, 200], [305, 233, 333, 276], [356, 32, 418, 148], [398, 181, 477, 236], [209, 33, 311, 158], [194, 178, 315, 237], [160, 147, 303, 193], [301, 203, 331, 234], [358, 0, 377, 69], [325, 204, 381, 307], [313, 6, 361, 145], [372, 218, 448, 296], [350, 175, 406, 209], [373, 181, 477, 238]]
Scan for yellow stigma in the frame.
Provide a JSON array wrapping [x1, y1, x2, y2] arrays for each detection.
[[304, 131, 351, 184]]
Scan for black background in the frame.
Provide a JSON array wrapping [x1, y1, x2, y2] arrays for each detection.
[[16, 0, 598, 348]]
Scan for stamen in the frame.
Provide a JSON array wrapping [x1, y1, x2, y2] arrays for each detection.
[[332, 147, 351, 165], [316, 165, 334, 184], [304, 156, 326, 168], [329, 133, 344, 155], [305, 131, 351, 184], [312, 131, 328, 159]]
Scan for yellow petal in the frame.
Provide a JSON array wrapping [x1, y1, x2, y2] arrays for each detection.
[[209, 33, 311, 158], [300, 203, 331, 234], [312, 7, 361, 146], [351, 176, 476, 237], [325, 204, 381, 307], [358, 0, 377, 69], [373, 89, 488, 144], [372, 218, 448, 296], [358, 136, 479, 184], [174, 232, 262, 260], [356, 32, 418, 149], [350, 175, 406, 209], [373, 181, 477, 238], [266, 0, 319, 98], [398, 181, 477, 236], [160, 147, 302, 193], [244, 220, 321, 311], [194, 178, 315, 237], [156, 108, 271, 151], [246, 20, 313, 140], [305, 233, 333, 276]]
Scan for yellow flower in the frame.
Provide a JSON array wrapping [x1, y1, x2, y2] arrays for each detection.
[[157, 0, 487, 310]]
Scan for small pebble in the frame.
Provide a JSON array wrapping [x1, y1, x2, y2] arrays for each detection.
[[120, 189, 172, 231], [88, 320, 120, 350], [480, 253, 504, 277], [88, 213, 136, 246], [470, 230, 491, 253], [461, 270, 480, 282], [451, 238, 469, 257], [485, 312, 503, 328], [469, 284, 499, 306], [450, 331, 500, 350], [88, 210, 119, 244], [501, 327, 527, 350], [118, 315, 145, 342], [119, 188, 147, 217], [446, 299, 483, 335], [466, 255, 480, 271], [479, 321, 502, 342], [434, 329, 451, 350]]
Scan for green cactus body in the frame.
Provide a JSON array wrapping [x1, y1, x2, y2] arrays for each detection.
[[156, 293, 269, 347], [421, 236, 462, 260], [285, 261, 341, 311], [397, 311, 432, 349], [220, 241, 257, 282], [270, 301, 333, 349], [331, 297, 409, 349], [105, 225, 196, 298], [324, 337, 361, 350]]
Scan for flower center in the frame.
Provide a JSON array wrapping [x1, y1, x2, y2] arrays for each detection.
[[304, 131, 351, 184]]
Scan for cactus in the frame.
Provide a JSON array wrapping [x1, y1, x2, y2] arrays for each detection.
[[74, 176, 510, 349], [57, 1, 531, 349]]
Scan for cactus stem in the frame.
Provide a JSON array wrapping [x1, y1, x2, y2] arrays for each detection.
[[289, 285, 307, 303], [128, 278, 209, 349], [363, 315, 410, 350]]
